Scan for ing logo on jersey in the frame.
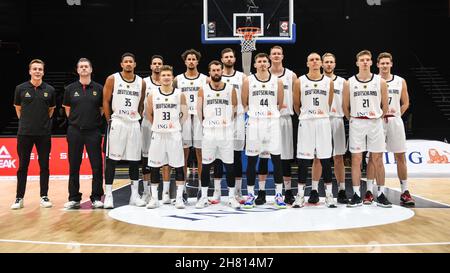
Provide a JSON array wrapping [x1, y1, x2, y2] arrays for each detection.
[[165, 98, 168, 102], [216, 93, 220, 97], [363, 85, 367, 89], [314, 84, 318, 88], [190, 82, 194, 85], [262, 84, 266, 88]]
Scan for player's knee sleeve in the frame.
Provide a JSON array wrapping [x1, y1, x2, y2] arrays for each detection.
[[129, 161, 140, 181], [175, 167, 184, 181], [201, 163, 212, 187], [246, 155, 258, 186], [298, 159, 312, 184], [104, 158, 118, 185], [151, 167, 161, 184], [224, 163, 235, 188], [142, 157, 151, 175], [282, 159, 292, 177], [270, 154, 283, 184], [234, 151, 243, 177], [320, 158, 332, 183], [258, 158, 269, 175], [213, 159, 224, 179]]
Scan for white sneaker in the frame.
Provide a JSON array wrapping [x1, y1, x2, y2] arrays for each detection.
[[292, 194, 305, 208], [228, 196, 241, 209], [64, 201, 80, 209], [146, 197, 159, 209], [196, 196, 209, 209], [174, 197, 186, 209], [11, 198, 24, 210], [140, 192, 151, 204], [129, 193, 146, 207], [209, 190, 221, 204], [162, 192, 171, 204], [235, 189, 245, 204], [104, 194, 114, 209], [40, 196, 53, 208], [91, 200, 104, 209], [325, 192, 337, 208]]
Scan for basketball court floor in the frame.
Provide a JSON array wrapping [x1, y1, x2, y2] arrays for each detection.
[[1, 168, 449, 253]]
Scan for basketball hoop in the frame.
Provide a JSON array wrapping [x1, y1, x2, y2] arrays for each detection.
[[236, 27, 261, 52], [237, 27, 261, 75]]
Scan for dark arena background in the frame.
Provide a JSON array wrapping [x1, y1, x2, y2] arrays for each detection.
[[0, 0, 449, 258]]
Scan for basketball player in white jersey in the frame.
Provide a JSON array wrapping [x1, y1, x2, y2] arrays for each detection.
[[196, 60, 239, 209], [343, 49, 391, 207], [365, 52, 414, 206], [256, 46, 298, 206], [292, 52, 335, 208], [311, 53, 349, 204], [146, 65, 188, 209], [242, 53, 286, 209], [141, 55, 162, 203], [208, 48, 247, 205], [174, 49, 208, 193], [103, 52, 147, 209]]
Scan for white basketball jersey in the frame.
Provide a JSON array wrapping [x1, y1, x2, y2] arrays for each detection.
[[277, 68, 295, 116], [349, 74, 383, 119], [386, 75, 403, 117], [329, 75, 345, 118], [298, 75, 331, 120], [176, 73, 208, 115], [248, 74, 280, 119], [202, 83, 234, 128], [151, 88, 182, 133], [143, 76, 161, 118], [111, 72, 143, 121], [222, 70, 244, 115]]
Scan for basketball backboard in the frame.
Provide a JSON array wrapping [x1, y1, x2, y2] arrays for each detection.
[[202, 0, 295, 44]]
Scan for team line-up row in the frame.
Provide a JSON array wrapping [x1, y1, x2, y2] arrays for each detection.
[[11, 46, 414, 211]]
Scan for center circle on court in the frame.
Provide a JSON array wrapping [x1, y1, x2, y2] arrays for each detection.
[[108, 197, 415, 233]]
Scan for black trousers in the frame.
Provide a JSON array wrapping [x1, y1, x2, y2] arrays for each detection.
[[67, 126, 104, 202], [16, 134, 51, 198]]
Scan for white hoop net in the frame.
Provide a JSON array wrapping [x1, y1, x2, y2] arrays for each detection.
[[237, 27, 260, 75]]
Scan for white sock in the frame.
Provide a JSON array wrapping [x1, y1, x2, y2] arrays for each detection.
[[228, 187, 235, 197], [312, 181, 319, 191], [339, 182, 345, 191], [176, 185, 184, 198], [236, 179, 242, 191], [163, 181, 170, 194], [214, 179, 221, 192], [143, 180, 150, 194], [201, 187, 208, 198], [353, 186, 361, 197], [284, 180, 292, 190], [258, 180, 266, 191], [247, 185, 255, 196], [275, 183, 283, 195], [151, 184, 159, 199], [325, 183, 333, 195], [131, 180, 139, 195], [378, 186, 385, 197], [298, 184, 305, 197], [366, 179, 374, 193], [106, 185, 113, 195], [400, 180, 408, 193]]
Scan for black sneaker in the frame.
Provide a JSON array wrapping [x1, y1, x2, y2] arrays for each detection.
[[255, 190, 266, 205], [308, 190, 319, 204], [337, 190, 348, 204], [347, 193, 362, 207], [284, 190, 295, 205], [376, 193, 392, 208]]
